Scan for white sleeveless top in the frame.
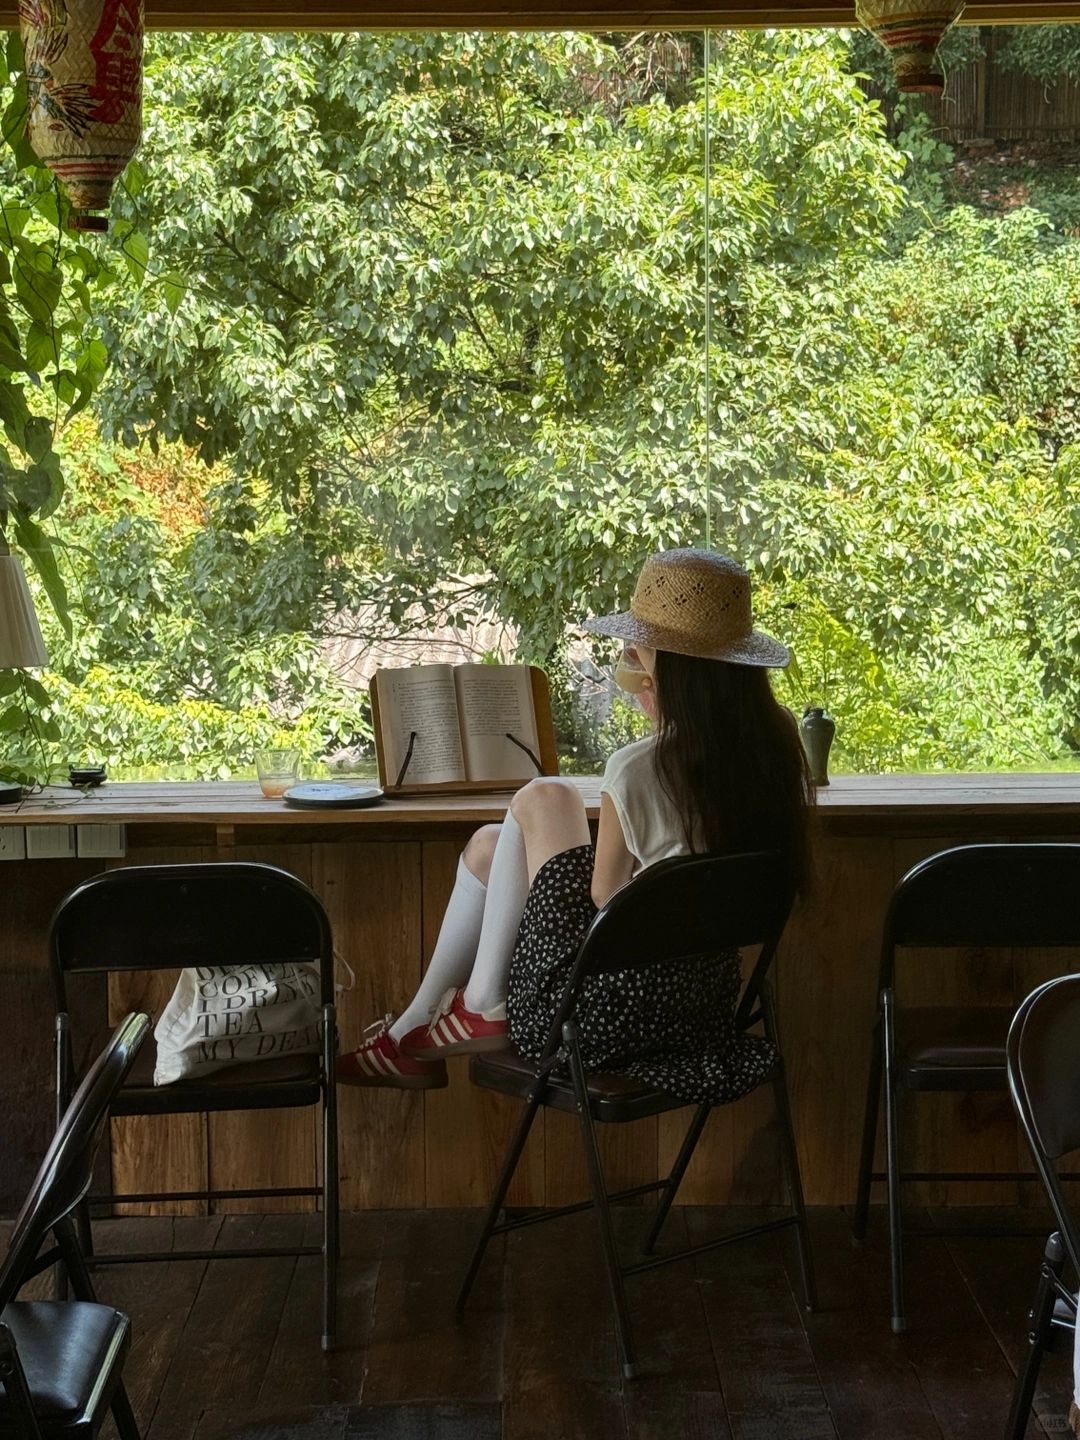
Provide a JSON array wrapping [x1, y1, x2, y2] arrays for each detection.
[[600, 736, 695, 874]]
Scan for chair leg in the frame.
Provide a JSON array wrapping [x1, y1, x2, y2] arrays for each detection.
[[57, 1199, 95, 1301], [322, 1003, 340, 1353], [456, 1093, 542, 1321], [882, 989, 906, 1334], [76, 1198, 95, 1260], [53, 1014, 75, 1302], [55, 1215, 98, 1304], [110, 1380, 142, 1440], [772, 1061, 818, 1313], [566, 1027, 639, 1380], [852, 1014, 883, 1242], [1003, 1233, 1064, 1440], [760, 984, 817, 1314], [640, 1104, 711, 1256]]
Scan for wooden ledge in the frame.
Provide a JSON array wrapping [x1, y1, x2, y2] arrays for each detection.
[[5, 771, 1080, 834]]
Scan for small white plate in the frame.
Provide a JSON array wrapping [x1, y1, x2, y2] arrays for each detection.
[[282, 782, 385, 810]]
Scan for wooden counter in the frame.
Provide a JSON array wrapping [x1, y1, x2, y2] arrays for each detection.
[[3, 772, 1080, 1218], [11, 770, 1080, 829]]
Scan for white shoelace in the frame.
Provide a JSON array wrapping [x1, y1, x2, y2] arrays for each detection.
[[432, 987, 459, 1022], [361, 1012, 394, 1044]]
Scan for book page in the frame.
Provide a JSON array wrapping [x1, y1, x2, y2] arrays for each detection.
[[376, 665, 466, 786], [454, 664, 543, 782]]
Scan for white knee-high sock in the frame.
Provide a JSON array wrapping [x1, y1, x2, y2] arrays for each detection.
[[463, 810, 530, 1016], [389, 856, 486, 1042]]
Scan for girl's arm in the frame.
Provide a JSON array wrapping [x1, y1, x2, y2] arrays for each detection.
[[591, 793, 636, 909]]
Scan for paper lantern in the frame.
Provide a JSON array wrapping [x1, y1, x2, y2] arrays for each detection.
[[19, 0, 143, 232], [855, 0, 966, 94]]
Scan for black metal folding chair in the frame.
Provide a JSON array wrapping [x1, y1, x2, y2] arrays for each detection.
[[851, 843, 1080, 1334], [1004, 974, 1080, 1440], [50, 863, 340, 1351], [456, 850, 814, 1379], [0, 1012, 150, 1440]]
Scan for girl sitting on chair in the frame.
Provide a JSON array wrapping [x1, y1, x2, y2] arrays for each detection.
[[337, 547, 813, 1103]]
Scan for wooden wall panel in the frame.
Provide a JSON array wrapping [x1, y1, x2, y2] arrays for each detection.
[[780, 833, 897, 1210], [657, 1077, 781, 1206], [890, 836, 1017, 1210], [208, 843, 318, 1214], [421, 840, 546, 1207], [108, 845, 212, 1216], [0, 857, 101, 1213], [1008, 832, 1080, 1205], [11, 802, 1080, 1222], [313, 841, 427, 1208], [110, 1114, 208, 1218], [544, 1111, 658, 1207]]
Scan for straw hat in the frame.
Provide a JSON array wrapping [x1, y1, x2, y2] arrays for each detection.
[[584, 549, 789, 669]]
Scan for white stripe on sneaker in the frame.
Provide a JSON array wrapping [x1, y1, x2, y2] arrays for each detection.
[[448, 1013, 470, 1042]]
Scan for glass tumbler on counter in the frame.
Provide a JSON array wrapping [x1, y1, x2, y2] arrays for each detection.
[[256, 748, 301, 798]]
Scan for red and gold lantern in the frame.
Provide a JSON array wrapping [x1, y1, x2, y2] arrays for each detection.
[[19, 0, 143, 232], [855, 0, 966, 94]]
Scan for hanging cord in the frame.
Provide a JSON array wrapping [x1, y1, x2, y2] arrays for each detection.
[[703, 27, 713, 552]]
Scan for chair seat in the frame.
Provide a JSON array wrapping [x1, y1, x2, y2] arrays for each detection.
[[78, 1029, 321, 1115], [0, 1302, 129, 1435], [470, 1049, 690, 1122], [895, 1006, 1014, 1090]]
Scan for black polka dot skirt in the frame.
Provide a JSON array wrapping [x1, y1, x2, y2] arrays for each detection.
[[507, 844, 777, 1107]]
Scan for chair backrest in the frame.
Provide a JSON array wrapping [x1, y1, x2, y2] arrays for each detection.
[[880, 844, 1080, 987], [0, 1013, 150, 1308], [888, 843, 1080, 948], [49, 862, 335, 1010], [1007, 975, 1080, 1274], [541, 850, 795, 1058]]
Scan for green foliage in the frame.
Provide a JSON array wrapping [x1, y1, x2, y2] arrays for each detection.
[[0, 35, 133, 609], [26, 667, 351, 781], [994, 25, 1080, 85], [0, 35, 152, 783], [99, 28, 903, 660], [85, 26, 1080, 774], [12, 418, 372, 780], [12, 25, 1080, 779]]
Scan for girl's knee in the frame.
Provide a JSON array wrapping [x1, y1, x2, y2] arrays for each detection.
[[510, 776, 583, 825], [463, 823, 501, 883]]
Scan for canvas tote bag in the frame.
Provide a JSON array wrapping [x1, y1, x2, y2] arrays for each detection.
[[153, 960, 323, 1084]]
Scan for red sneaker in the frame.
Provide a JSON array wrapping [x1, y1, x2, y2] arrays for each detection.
[[336, 1015, 448, 1089], [401, 988, 509, 1058]]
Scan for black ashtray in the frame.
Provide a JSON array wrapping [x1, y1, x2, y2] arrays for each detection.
[[69, 765, 107, 788], [0, 782, 24, 806]]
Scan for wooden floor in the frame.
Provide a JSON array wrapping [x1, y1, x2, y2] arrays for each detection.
[[42, 1208, 1080, 1439]]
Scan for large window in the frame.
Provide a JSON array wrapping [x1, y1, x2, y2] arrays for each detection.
[[7, 24, 1080, 779]]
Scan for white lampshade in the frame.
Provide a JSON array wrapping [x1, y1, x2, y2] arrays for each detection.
[[0, 551, 49, 668]]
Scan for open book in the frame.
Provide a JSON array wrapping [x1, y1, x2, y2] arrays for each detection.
[[371, 663, 557, 791]]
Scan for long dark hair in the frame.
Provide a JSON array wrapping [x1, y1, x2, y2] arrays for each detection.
[[652, 651, 815, 894]]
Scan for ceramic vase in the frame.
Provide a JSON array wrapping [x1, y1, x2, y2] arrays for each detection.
[[855, 0, 966, 94], [20, 0, 144, 232], [800, 706, 836, 788]]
